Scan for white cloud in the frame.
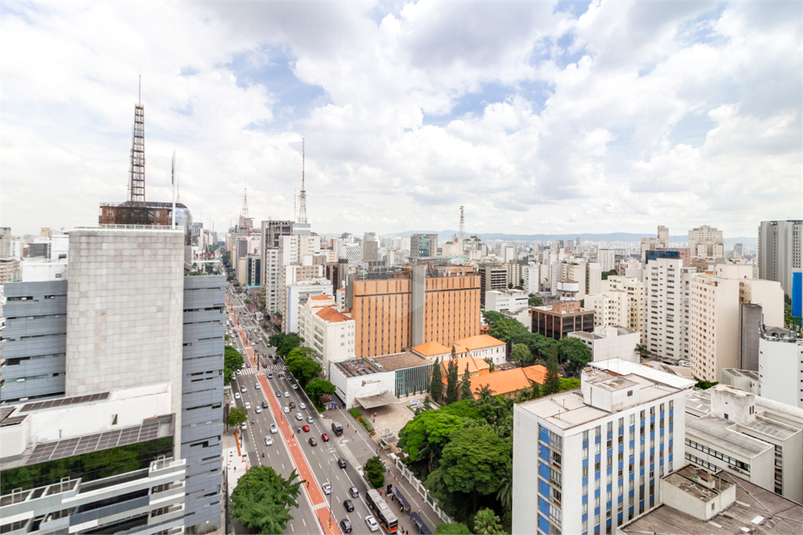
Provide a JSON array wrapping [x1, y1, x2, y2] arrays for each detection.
[[1, 0, 800, 240]]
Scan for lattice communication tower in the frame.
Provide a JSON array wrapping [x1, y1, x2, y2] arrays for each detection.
[[128, 77, 146, 204], [297, 138, 308, 224]]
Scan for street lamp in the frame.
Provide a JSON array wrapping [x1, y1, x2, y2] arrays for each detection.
[[327, 446, 335, 528]]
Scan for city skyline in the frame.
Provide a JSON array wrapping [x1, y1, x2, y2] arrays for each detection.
[[1, 1, 800, 237]]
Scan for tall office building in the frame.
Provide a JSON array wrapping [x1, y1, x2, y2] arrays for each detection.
[[479, 263, 508, 305], [362, 234, 378, 261], [0, 227, 11, 258], [689, 264, 783, 382], [643, 258, 695, 362], [640, 225, 669, 262], [688, 225, 724, 259], [410, 233, 438, 258], [0, 228, 225, 533], [346, 267, 480, 358], [597, 248, 615, 272], [758, 219, 802, 297], [513, 359, 693, 535]]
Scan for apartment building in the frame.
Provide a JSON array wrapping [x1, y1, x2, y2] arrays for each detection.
[[643, 258, 694, 362], [597, 248, 615, 273], [568, 326, 640, 363], [346, 267, 480, 358], [605, 276, 644, 337], [640, 225, 669, 262], [282, 279, 333, 334], [410, 233, 438, 258], [513, 359, 693, 535], [586, 291, 628, 329], [479, 263, 508, 305], [299, 294, 355, 378], [758, 326, 803, 409], [688, 225, 724, 259], [758, 219, 802, 297], [689, 264, 783, 382], [684, 385, 803, 502]]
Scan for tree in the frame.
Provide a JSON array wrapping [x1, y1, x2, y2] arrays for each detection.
[[227, 406, 248, 429], [364, 456, 385, 489], [460, 364, 474, 400], [496, 461, 513, 511], [435, 523, 471, 534], [230, 466, 302, 534], [510, 343, 532, 367], [694, 377, 719, 390], [542, 346, 561, 396], [422, 396, 433, 411], [445, 358, 459, 405], [482, 312, 528, 344], [601, 269, 617, 280], [483, 357, 495, 372], [223, 345, 244, 384], [558, 337, 592, 377], [635, 344, 652, 360], [528, 294, 543, 307], [430, 358, 444, 402], [398, 410, 466, 471], [285, 352, 322, 387], [304, 378, 335, 405], [473, 507, 504, 535], [437, 426, 510, 512]]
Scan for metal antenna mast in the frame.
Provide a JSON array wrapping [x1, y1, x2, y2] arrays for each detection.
[[241, 187, 249, 219], [297, 138, 308, 224], [459, 206, 466, 241], [128, 76, 146, 204]]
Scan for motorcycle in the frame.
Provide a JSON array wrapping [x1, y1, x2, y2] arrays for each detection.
[[251, 419, 255, 425], [262, 453, 265, 458]]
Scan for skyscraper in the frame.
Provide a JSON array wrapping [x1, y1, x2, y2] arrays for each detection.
[[758, 219, 802, 297]]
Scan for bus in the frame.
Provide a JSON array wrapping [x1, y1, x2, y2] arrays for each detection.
[[366, 489, 398, 533]]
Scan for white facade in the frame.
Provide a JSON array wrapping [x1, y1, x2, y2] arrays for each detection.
[[568, 326, 641, 363], [20, 259, 68, 281], [644, 258, 694, 362], [485, 289, 528, 314], [513, 360, 691, 535], [522, 263, 543, 294], [65, 228, 185, 453], [758, 327, 803, 409], [329, 360, 395, 409], [688, 225, 724, 259], [283, 279, 333, 334], [605, 276, 644, 339], [758, 219, 802, 296], [300, 294, 356, 378], [586, 291, 628, 328], [262, 248, 281, 313], [598, 248, 616, 272]]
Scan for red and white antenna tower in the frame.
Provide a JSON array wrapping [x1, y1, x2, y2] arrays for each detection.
[[297, 138, 308, 224]]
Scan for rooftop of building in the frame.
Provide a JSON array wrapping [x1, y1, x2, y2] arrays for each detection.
[[521, 365, 549, 385], [316, 305, 352, 323], [663, 464, 734, 501], [468, 368, 532, 398], [373, 351, 432, 371], [453, 334, 505, 350], [621, 467, 803, 535], [722, 368, 761, 381], [583, 368, 639, 391], [440, 356, 489, 377], [569, 325, 637, 340], [590, 358, 696, 390], [411, 340, 457, 357], [333, 358, 387, 378], [531, 300, 592, 315], [686, 415, 773, 457]]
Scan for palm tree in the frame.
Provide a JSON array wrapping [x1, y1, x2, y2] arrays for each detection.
[[475, 384, 496, 404], [635, 344, 651, 360], [496, 461, 513, 510]]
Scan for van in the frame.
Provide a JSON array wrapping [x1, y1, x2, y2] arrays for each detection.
[[331, 421, 343, 436]]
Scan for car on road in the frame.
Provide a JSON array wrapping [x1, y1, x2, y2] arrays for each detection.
[[241, 422, 247, 430], [343, 499, 354, 512], [307, 416, 314, 423], [244, 402, 251, 410], [264, 436, 273, 446], [240, 386, 246, 393], [295, 413, 303, 421], [234, 392, 241, 399], [276, 391, 281, 398], [268, 373, 273, 379], [308, 437, 317, 446], [235, 369, 241, 376], [283, 406, 290, 413], [302, 425, 310, 432], [291, 383, 298, 390], [339, 519, 352, 533], [246, 362, 251, 368], [349, 486, 359, 498], [322, 482, 331, 495], [365, 515, 379, 532], [262, 401, 268, 409], [255, 383, 260, 390], [255, 407, 262, 414], [262, 363, 268, 369], [289, 402, 295, 409], [322, 433, 329, 442], [284, 392, 290, 398], [299, 402, 306, 409], [270, 424, 278, 434], [338, 458, 347, 469]]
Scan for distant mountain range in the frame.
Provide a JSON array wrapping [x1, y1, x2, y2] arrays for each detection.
[[385, 230, 757, 247]]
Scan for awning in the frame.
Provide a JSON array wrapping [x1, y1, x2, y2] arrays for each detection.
[[354, 391, 399, 409], [393, 489, 410, 512], [410, 512, 431, 534]]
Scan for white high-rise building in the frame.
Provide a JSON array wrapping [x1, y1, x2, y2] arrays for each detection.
[[299, 294, 356, 378], [758, 326, 803, 409], [283, 279, 333, 334], [586, 291, 628, 328], [643, 258, 695, 362], [689, 264, 784, 382], [513, 359, 693, 535], [758, 219, 802, 297], [598, 248, 616, 272], [688, 225, 724, 259], [605, 276, 644, 338]]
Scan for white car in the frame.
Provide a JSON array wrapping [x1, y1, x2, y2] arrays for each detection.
[[245, 402, 251, 410], [307, 416, 314, 424], [241, 422, 247, 430], [270, 424, 278, 434], [365, 515, 379, 532], [291, 383, 298, 390], [284, 392, 290, 398], [264, 436, 273, 446], [284, 406, 290, 413], [255, 407, 262, 414], [255, 383, 261, 390], [234, 392, 241, 399], [295, 413, 303, 421], [322, 482, 331, 495], [299, 402, 306, 410]]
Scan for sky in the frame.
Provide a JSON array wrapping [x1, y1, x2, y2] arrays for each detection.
[[1, 0, 800, 239]]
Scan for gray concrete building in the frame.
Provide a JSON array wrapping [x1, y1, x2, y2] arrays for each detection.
[[758, 219, 802, 297]]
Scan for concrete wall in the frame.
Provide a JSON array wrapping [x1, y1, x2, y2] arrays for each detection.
[[65, 229, 185, 455], [758, 335, 803, 409]]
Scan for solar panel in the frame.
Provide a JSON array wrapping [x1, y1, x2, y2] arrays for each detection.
[[20, 392, 109, 413]]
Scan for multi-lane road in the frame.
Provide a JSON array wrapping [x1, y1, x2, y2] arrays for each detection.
[[226, 288, 385, 535]]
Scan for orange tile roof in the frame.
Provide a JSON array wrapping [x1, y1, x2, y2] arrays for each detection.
[[469, 368, 532, 398], [411, 341, 452, 357], [453, 334, 505, 350], [310, 294, 332, 301], [522, 365, 550, 385], [439, 356, 489, 378], [316, 306, 351, 323]]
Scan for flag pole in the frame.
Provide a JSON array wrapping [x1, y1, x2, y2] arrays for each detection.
[[171, 151, 176, 229]]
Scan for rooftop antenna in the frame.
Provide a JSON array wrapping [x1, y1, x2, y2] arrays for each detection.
[[171, 151, 176, 228], [128, 75, 146, 204], [297, 138, 308, 224], [459, 206, 466, 242]]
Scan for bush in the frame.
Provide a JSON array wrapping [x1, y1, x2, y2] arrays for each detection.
[[349, 408, 362, 419], [360, 419, 374, 433]]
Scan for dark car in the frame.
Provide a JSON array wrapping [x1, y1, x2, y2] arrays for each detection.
[[309, 437, 317, 447], [338, 458, 347, 469], [276, 391, 281, 398], [289, 401, 295, 410], [261, 401, 268, 409], [339, 519, 352, 533], [343, 499, 354, 512]]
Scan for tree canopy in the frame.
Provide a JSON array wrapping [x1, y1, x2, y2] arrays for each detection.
[[223, 345, 244, 384], [364, 456, 385, 489], [398, 410, 466, 464], [558, 337, 593, 377], [269, 332, 303, 357], [445, 358, 459, 405], [482, 311, 528, 343], [528, 294, 543, 307], [304, 378, 336, 405], [285, 351, 322, 387], [430, 358, 444, 402], [460, 364, 473, 400], [434, 522, 471, 534], [510, 343, 532, 367], [473, 507, 504, 535], [542, 346, 562, 396], [230, 466, 302, 534], [227, 406, 248, 428]]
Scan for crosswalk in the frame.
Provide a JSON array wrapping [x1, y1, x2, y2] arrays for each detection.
[[237, 364, 288, 377]]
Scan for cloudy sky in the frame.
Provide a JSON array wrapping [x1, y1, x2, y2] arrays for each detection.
[[1, 1, 800, 239]]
